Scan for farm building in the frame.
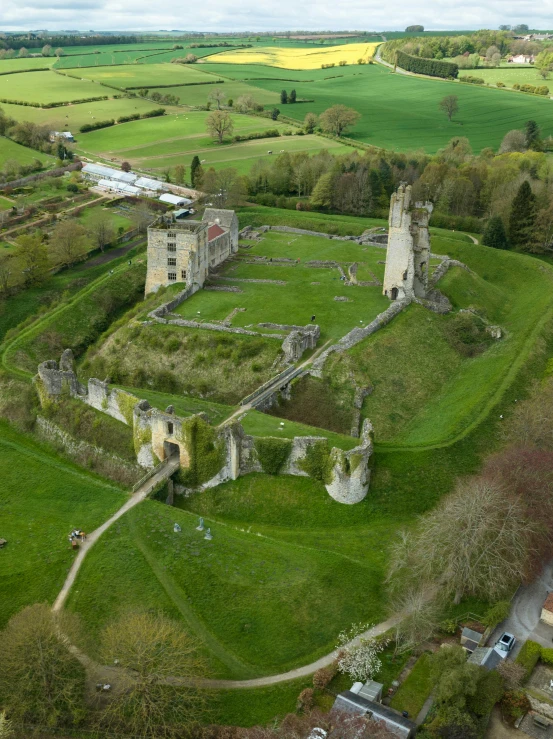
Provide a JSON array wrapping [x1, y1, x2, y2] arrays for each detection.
[[97, 179, 140, 195], [159, 193, 193, 206], [82, 163, 169, 197], [50, 131, 75, 143], [82, 163, 138, 184], [508, 55, 536, 64]]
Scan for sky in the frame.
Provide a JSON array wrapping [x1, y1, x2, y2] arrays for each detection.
[[0, 0, 551, 33]]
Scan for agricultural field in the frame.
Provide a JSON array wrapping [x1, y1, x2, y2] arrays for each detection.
[[473, 65, 552, 89], [0, 69, 105, 104], [75, 62, 223, 88], [146, 79, 279, 106], [0, 135, 54, 169], [205, 42, 379, 69], [0, 96, 179, 130], [0, 56, 56, 73], [204, 61, 553, 152], [74, 110, 351, 174]]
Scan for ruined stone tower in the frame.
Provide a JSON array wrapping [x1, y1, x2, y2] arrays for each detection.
[[382, 184, 433, 301]]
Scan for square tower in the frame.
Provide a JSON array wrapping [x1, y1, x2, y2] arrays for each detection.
[[382, 184, 433, 301], [145, 218, 209, 296]]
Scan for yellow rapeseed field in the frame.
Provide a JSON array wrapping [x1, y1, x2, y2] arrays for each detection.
[[204, 42, 379, 69]]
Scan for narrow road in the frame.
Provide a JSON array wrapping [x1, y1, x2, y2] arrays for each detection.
[[52, 455, 180, 613]]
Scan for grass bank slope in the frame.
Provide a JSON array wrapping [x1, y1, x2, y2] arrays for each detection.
[[0, 422, 125, 627]]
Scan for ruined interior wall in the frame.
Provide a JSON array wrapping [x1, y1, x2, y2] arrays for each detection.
[[382, 185, 414, 300]]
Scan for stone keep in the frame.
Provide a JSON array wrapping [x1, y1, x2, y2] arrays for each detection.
[[145, 209, 239, 296], [382, 184, 433, 301]]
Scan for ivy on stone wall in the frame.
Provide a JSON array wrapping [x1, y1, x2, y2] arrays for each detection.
[[254, 437, 292, 476], [115, 390, 139, 426], [133, 424, 152, 455], [298, 440, 334, 485], [177, 416, 225, 488]]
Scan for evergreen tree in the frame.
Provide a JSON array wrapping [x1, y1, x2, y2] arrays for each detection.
[[525, 120, 542, 150], [378, 159, 394, 196], [280, 89, 288, 104], [190, 155, 201, 187], [482, 215, 509, 250], [509, 180, 537, 248], [289, 89, 297, 103]]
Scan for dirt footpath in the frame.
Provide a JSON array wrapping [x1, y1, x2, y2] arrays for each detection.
[[485, 708, 520, 739]]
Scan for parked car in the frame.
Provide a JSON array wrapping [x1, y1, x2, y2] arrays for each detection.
[[496, 632, 516, 652]]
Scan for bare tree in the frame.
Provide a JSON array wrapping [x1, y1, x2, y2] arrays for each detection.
[[0, 604, 86, 731], [497, 660, 525, 690], [319, 105, 361, 137], [388, 477, 538, 604], [501, 377, 553, 450], [98, 611, 205, 739], [439, 94, 459, 122], [234, 94, 257, 113], [206, 110, 234, 144], [392, 585, 440, 653], [87, 210, 115, 252], [50, 219, 90, 266], [499, 129, 527, 153], [131, 203, 155, 234], [208, 87, 227, 110]]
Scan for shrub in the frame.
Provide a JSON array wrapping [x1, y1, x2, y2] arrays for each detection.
[[396, 50, 459, 79], [442, 313, 493, 357], [536, 86, 550, 96], [141, 108, 165, 119], [515, 639, 541, 679], [79, 119, 114, 133], [482, 601, 511, 628], [500, 690, 531, 722], [467, 670, 504, 717], [254, 437, 292, 475], [497, 81, 506, 87], [296, 688, 314, 712], [459, 75, 485, 85], [540, 647, 553, 665], [117, 113, 140, 123], [66, 183, 78, 193], [313, 664, 337, 690]]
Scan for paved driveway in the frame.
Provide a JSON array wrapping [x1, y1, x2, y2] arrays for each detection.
[[490, 562, 553, 656]]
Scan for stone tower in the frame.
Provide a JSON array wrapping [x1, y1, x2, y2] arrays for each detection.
[[382, 184, 433, 301]]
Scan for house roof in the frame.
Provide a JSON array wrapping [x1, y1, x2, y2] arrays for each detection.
[[543, 592, 553, 614], [202, 208, 237, 229], [208, 223, 225, 241], [332, 691, 416, 738], [468, 647, 504, 671]]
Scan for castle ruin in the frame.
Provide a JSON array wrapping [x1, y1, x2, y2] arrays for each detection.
[[382, 184, 433, 301], [145, 208, 239, 296]]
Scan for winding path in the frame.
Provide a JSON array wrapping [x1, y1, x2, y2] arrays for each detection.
[[52, 455, 180, 613]]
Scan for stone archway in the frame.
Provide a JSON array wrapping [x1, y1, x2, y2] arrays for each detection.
[[391, 287, 399, 300], [163, 440, 180, 460]]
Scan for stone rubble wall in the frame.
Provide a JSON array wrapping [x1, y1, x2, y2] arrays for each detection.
[[429, 258, 472, 287], [310, 299, 410, 377], [36, 351, 374, 505]]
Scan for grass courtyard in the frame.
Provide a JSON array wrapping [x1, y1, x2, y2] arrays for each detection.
[[174, 231, 389, 342]]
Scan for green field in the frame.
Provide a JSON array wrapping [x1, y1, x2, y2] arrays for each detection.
[[147, 79, 279, 106], [0, 135, 54, 169], [75, 111, 351, 174], [202, 62, 553, 152], [75, 62, 222, 88], [174, 232, 389, 342], [76, 202, 134, 233], [0, 97, 178, 131], [0, 57, 56, 73], [0, 421, 125, 627], [0, 70, 106, 104], [472, 66, 552, 89]]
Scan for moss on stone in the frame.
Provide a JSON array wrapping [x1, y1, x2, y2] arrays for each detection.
[[133, 424, 152, 455], [298, 440, 333, 485], [177, 415, 225, 487], [254, 437, 292, 476], [115, 390, 139, 426]]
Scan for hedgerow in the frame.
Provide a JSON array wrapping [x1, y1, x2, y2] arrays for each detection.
[[396, 50, 459, 79]]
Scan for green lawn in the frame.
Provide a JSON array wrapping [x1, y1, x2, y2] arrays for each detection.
[[240, 409, 359, 450], [0, 195, 14, 210], [76, 202, 133, 232], [390, 652, 434, 718], [0, 421, 126, 627], [0, 136, 54, 169], [203, 62, 553, 152], [67, 487, 388, 677], [0, 70, 105, 104], [174, 231, 389, 342]]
